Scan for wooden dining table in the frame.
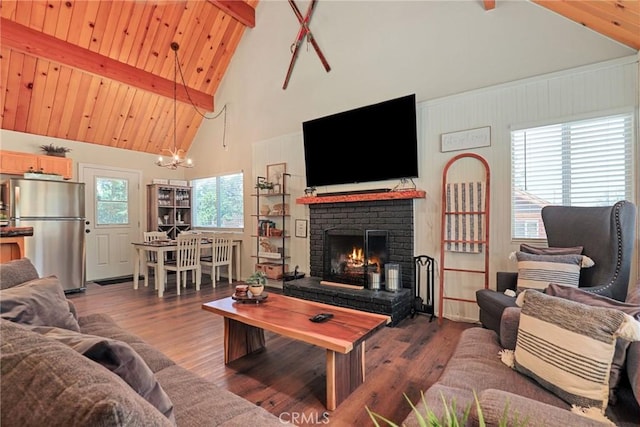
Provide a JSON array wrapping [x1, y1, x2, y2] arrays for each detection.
[[132, 238, 241, 297]]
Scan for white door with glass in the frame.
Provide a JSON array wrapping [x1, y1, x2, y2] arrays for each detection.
[[79, 164, 141, 281]]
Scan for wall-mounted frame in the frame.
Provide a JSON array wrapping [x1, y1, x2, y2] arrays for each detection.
[[441, 126, 491, 152], [266, 163, 287, 193], [295, 219, 308, 238]]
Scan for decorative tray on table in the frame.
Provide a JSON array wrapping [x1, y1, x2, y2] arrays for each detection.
[[232, 292, 268, 304]]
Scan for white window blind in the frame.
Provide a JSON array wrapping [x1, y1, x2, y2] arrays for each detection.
[[511, 113, 633, 239]]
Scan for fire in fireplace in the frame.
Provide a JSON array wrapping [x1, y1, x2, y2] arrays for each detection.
[[322, 228, 388, 288]]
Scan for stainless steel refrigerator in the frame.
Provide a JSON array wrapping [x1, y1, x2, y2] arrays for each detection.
[[4, 178, 86, 293]]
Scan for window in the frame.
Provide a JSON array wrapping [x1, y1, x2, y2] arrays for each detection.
[[192, 172, 244, 229], [96, 177, 129, 225], [511, 113, 633, 239]]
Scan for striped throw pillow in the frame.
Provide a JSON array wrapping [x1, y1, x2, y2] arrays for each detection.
[[507, 290, 640, 419], [519, 243, 583, 256], [515, 251, 593, 292], [545, 283, 640, 404]]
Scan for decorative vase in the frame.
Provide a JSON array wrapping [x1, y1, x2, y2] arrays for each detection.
[[260, 205, 271, 215], [248, 284, 264, 297]]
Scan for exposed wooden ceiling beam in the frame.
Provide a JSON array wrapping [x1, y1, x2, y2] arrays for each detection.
[[209, 0, 256, 28], [0, 18, 214, 112], [483, 1, 496, 11]]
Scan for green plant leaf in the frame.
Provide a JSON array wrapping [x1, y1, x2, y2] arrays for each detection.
[[473, 390, 485, 427], [367, 389, 530, 427], [365, 406, 400, 427], [246, 270, 267, 284]]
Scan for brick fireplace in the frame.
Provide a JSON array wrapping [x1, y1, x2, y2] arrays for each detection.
[[284, 190, 425, 326]]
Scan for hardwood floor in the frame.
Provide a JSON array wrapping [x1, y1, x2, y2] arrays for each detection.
[[68, 277, 477, 427]]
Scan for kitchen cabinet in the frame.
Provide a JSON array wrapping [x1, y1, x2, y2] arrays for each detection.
[[0, 236, 25, 263], [0, 150, 72, 179], [0, 226, 34, 263], [36, 155, 73, 179]]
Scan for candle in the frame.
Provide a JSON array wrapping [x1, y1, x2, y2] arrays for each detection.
[[385, 264, 400, 291], [369, 272, 380, 289]]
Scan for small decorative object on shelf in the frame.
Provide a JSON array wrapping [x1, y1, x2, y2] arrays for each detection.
[[266, 163, 287, 193], [259, 237, 279, 255], [391, 177, 417, 192], [24, 167, 64, 181], [258, 220, 277, 236], [255, 177, 274, 192], [40, 144, 71, 157], [268, 228, 283, 237], [271, 203, 289, 215], [304, 186, 316, 196]]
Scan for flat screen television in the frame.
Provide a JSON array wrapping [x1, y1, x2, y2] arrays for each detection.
[[302, 94, 419, 188]]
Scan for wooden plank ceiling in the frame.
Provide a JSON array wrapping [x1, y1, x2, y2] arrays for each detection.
[[1, 1, 638, 156], [1, 0, 258, 156], [531, 1, 639, 51]]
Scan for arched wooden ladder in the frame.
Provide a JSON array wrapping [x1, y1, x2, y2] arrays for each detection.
[[438, 153, 490, 323]]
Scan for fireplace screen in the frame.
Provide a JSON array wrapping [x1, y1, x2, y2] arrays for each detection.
[[323, 228, 388, 287]]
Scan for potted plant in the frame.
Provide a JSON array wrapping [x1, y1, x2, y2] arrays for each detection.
[[40, 144, 71, 157], [255, 177, 274, 192], [246, 271, 267, 296]]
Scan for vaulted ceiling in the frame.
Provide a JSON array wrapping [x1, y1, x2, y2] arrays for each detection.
[[1, 1, 638, 156], [1, 0, 258, 157]]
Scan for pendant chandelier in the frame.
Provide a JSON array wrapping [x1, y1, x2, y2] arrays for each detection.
[[156, 42, 193, 169]]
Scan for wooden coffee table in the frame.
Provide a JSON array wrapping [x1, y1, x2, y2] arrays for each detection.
[[201, 293, 391, 410]]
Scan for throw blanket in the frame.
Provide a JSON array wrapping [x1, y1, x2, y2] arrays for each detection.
[[445, 181, 485, 253]]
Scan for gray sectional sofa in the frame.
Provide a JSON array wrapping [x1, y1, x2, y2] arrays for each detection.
[[402, 284, 640, 427], [0, 258, 285, 427]]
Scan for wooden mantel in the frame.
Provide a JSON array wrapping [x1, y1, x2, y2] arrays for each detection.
[[296, 190, 426, 205]]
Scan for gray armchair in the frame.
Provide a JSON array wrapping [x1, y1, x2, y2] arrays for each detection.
[[476, 200, 637, 334]]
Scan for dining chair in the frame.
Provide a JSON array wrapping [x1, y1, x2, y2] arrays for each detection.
[[162, 233, 202, 295], [200, 233, 233, 287], [142, 231, 169, 289]]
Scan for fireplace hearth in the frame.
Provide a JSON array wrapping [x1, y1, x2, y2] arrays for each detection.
[[285, 277, 412, 326]]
